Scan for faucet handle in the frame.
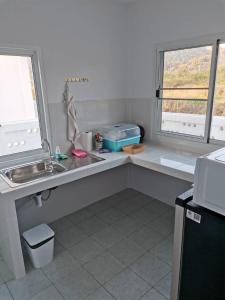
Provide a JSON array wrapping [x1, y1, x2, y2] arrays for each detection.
[[41, 138, 53, 158]]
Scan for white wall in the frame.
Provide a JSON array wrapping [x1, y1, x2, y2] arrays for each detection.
[[2, 0, 223, 146], [127, 0, 225, 98], [0, 0, 127, 103], [0, 0, 131, 151], [126, 0, 225, 150], [0, 0, 131, 232], [2, 0, 225, 141], [3, 0, 214, 232]]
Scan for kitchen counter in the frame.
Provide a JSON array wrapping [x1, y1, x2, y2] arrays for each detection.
[[97, 144, 197, 182], [0, 143, 199, 280], [0, 144, 199, 278], [0, 143, 198, 201]]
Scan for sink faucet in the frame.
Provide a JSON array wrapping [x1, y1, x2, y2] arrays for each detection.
[[42, 138, 53, 159]]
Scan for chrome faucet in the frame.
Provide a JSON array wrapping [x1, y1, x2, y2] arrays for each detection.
[[42, 138, 53, 159]]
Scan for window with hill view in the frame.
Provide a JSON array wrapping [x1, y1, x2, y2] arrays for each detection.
[[156, 41, 225, 142]]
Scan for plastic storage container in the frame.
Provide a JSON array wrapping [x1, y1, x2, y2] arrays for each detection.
[[22, 224, 55, 268], [97, 123, 140, 152]]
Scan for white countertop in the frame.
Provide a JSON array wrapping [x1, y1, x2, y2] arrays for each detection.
[[0, 144, 199, 201]]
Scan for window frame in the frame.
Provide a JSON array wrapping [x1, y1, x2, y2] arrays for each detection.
[[0, 46, 50, 168], [154, 35, 225, 146]]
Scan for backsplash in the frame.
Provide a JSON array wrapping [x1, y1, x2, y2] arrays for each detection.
[[48, 99, 129, 153]]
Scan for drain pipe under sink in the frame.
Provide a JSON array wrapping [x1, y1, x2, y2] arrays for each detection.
[[31, 187, 57, 208], [32, 192, 43, 208]]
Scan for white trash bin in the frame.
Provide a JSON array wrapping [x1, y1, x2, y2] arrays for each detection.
[[23, 224, 55, 268]]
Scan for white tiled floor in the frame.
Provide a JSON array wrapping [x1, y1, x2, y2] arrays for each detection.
[[1, 189, 174, 300]]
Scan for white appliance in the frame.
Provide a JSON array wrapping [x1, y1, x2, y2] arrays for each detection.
[[193, 147, 225, 216]]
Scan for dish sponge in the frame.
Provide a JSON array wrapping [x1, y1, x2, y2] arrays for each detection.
[[71, 148, 88, 158]]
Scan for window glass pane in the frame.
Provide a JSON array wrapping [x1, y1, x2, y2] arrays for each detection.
[[162, 89, 208, 100], [162, 100, 207, 136], [210, 43, 225, 141], [0, 55, 42, 156], [161, 46, 213, 136]]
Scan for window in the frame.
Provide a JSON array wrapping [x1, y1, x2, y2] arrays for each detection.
[[155, 39, 225, 143], [0, 48, 48, 162], [211, 43, 225, 140]]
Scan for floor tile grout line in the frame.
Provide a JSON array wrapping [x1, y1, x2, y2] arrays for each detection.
[[34, 283, 67, 300], [50, 191, 174, 239], [5, 283, 15, 300], [101, 286, 117, 300], [78, 283, 102, 300], [50, 189, 162, 229], [154, 288, 170, 299], [105, 227, 150, 262], [145, 235, 173, 266], [146, 221, 175, 238], [51, 282, 67, 300], [137, 287, 168, 300], [62, 216, 155, 251], [50, 239, 171, 287], [82, 264, 120, 298], [90, 232, 127, 251], [38, 221, 172, 284], [153, 271, 171, 299], [11, 189, 174, 300], [68, 247, 105, 266], [128, 263, 171, 296], [43, 261, 101, 300], [54, 208, 173, 267], [102, 265, 153, 300], [111, 220, 150, 238], [50, 203, 112, 233], [82, 250, 129, 287], [66, 230, 148, 267], [7, 269, 53, 300], [83, 276, 118, 300], [150, 250, 173, 268], [123, 243, 172, 288]]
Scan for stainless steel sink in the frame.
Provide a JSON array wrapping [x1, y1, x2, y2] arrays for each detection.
[[0, 159, 67, 187], [60, 154, 105, 171], [0, 154, 105, 188]]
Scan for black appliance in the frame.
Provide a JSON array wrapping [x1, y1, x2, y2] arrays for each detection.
[[171, 190, 225, 300]]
